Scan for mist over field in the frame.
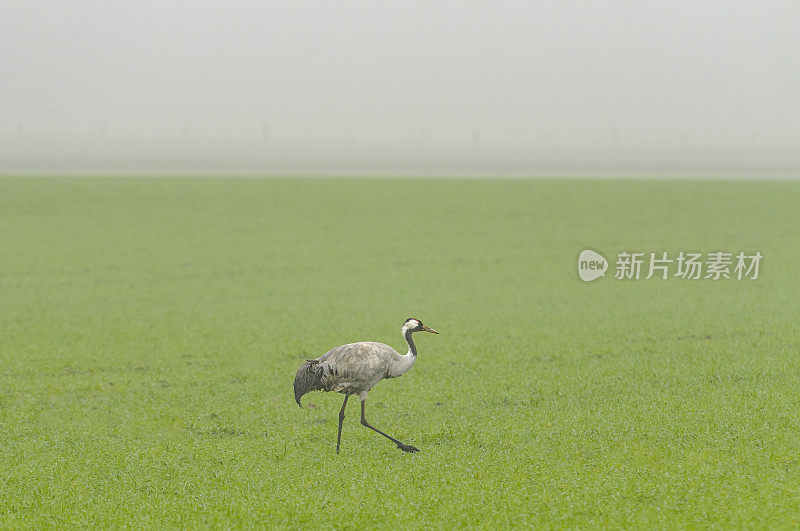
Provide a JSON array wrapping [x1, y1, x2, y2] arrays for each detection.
[[2, 1, 798, 175]]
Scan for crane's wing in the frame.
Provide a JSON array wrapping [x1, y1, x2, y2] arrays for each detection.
[[294, 351, 357, 406], [316, 342, 398, 392], [293, 342, 400, 406], [293, 358, 324, 407]]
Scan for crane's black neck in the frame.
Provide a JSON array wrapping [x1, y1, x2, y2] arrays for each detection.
[[403, 328, 417, 357]]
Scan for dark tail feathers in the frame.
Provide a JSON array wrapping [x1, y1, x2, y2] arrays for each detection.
[[294, 359, 324, 407]]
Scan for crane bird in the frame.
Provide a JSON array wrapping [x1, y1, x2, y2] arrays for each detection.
[[293, 317, 438, 453]]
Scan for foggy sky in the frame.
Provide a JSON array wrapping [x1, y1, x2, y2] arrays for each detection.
[[2, 1, 798, 175]]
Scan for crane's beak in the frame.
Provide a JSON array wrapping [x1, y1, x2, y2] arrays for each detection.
[[421, 325, 439, 334]]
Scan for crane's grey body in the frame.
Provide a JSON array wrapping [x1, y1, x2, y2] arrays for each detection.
[[293, 318, 438, 453], [310, 342, 409, 396]]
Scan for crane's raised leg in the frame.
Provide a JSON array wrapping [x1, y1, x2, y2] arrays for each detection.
[[360, 399, 419, 453], [336, 394, 349, 454]]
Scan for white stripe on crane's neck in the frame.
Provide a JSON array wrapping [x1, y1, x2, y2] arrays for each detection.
[[403, 326, 417, 357], [387, 325, 418, 378]]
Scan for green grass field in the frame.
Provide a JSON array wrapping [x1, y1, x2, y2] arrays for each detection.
[[1, 176, 799, 527]]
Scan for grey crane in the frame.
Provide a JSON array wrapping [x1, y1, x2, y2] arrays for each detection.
[[293, 317, 438, 453]]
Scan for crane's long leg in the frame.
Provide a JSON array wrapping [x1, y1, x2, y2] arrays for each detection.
[[336, 394, 349, 454], [360, 399, 419, 453]]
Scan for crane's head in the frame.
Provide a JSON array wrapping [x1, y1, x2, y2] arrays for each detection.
[[403, 317, 438, 334]]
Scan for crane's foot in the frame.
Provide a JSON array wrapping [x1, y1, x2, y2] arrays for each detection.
[[397, 443, 419, 453]]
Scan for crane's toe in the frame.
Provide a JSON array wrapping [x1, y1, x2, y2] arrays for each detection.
[[397, 443, 419, 453]]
